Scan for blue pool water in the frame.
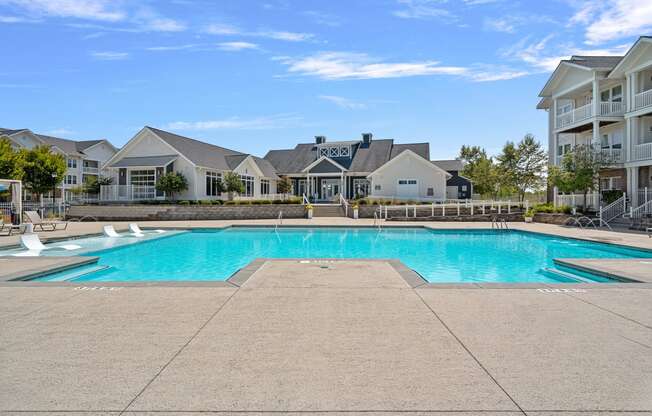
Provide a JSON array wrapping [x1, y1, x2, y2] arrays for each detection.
[[32, 227, 652, 283]]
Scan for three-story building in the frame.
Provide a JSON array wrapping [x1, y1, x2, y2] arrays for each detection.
[[538, 36, 652, 210]]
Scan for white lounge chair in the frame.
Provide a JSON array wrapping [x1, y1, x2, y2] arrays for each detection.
[[24, 211, 68, 231], [103, 225, 123, 238], [129, 223, 165, 235], [19, 233, 81, 251]]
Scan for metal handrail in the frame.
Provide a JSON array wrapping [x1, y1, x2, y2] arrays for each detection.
[[275, 210, 283, 231], [339, 194, 349, 217], [598, 194, 626, 225], [302, 193, 309, 205]]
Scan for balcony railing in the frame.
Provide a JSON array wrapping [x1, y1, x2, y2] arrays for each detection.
[[599, 148, 623, 164], [633, 142, 652, 161], [100, 185, 158, 201], [599, 101, 625, 116], [556, 103, 592, 129], [634, 89, 652, 111], [82, 166, 100, 174]]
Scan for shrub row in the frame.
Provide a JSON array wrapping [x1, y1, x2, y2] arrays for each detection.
[[528, 203, 572, 215]]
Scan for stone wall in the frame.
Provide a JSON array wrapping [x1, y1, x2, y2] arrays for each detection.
[[533, 213, 572, 225], [68, 204, 306, 221]]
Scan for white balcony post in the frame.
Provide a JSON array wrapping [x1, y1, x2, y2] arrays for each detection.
[[592, 74, 600, 119]]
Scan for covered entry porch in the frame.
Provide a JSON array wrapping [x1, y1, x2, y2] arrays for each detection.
[[101, 155, 177, 201]]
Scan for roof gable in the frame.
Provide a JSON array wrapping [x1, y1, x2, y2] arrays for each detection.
[[367, 149, 451, 178], [303, 156, 347, 173], [609, 37, 652, 78]]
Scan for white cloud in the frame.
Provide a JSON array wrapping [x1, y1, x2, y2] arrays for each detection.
[[275, 51, 526, 82], [146, 44, 198, 51], [0, 14, 39, 23], [165, 114, 302, 131], [217, 41, 259, 51], [318, 95, 367, 110], [502, 36, 630, 72], [392, 0, 454, 20], [0, 0, 125, 21], [0, 1, 185, 32], [91, 51, 129, 60], [204, 23, 240, 35], [203, 23, 314, 42], [570, 0, 652, 45]]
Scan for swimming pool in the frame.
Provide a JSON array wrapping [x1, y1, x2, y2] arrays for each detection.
[[25, 227, 652, 283]]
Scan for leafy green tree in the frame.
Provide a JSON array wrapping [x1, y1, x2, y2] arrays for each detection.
[[548, 144, 604, 210], [277, 176, 292, 194], [22, 145, 66, 200], [223, 171, 245, 200], [496, 134, 547, 202], [0, 137, 25, 180], [83, 176, 113, 195], [155, 172, 188, 200], [458, 145, 499, 198]]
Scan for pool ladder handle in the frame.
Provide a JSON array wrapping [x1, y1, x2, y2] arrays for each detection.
[[373, 210, 382, 231], [491, 216, 508, 230], [275, 210, 283, 231]]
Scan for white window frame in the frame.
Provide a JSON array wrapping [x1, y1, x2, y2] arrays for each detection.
[[240, 174, 255, 197], [205, 171, 222, 197], [260, 179, 270, 195]]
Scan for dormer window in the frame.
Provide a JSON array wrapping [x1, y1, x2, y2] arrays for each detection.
[[320, 147, 329, 157], [318, 144, 352, 158], [340, 146, 350, 157], [330, 147, 339, 157]]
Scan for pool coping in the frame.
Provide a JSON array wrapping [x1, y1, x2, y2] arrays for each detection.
[[2, 225, 651, 288]]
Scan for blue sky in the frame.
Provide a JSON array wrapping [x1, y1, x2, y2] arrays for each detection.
[[1, 0, 650, 159]]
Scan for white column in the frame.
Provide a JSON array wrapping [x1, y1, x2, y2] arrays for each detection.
[[632, 71, 639, 110], [592, 74, 600, 118], [552, 98, 558, 129], [593, 120, 600, 147]]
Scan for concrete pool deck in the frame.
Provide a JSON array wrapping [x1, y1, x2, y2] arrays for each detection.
[[1, 259, 651, 415]]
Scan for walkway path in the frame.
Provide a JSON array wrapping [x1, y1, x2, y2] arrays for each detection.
[[1, 260, 650, 414]]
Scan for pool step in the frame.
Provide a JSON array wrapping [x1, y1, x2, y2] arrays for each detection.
[[542, 267, 595, 283], [44, 265, 110, 282]]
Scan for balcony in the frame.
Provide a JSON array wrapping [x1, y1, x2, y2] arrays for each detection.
[[633, 142, 652, 161], [556, 102, 626, 130], [556, 103, 592, 129], [599, 148, 624, 164], [599, 101, 625, 116], [100, 185, 159, 201], [82, 166, 100, 175], [634, 89, 652, 111]]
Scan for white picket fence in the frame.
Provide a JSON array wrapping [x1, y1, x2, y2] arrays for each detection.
[[555, 193, 601, 210], [378, 200, 528, 219]]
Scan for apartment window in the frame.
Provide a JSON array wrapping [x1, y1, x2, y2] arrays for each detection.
[[374, 184, 381, 191], [352, 178, 370, 197], [600, 176, 621, 190], [398, 179, 417, 185], [557, 103, 572, 115], [205, 171, 222, 197], [65, 175, 77, 185], [600, 85, 623, 102], [67, 159, 77, 168], [240, 174, 254, 197], [260, 179, 270, 195], [563, 144, 571, 154], [427, 188, 434, 196]]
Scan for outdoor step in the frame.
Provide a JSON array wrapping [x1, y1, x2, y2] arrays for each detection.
[[312, 205, 345, 217]]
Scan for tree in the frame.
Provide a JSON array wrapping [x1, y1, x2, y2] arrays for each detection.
[[22, 145, 66, 200], [277, 176, 292, 194], [83, 176, 113, 195], [548, 144, 604, 211], [223, 171, 244, 199], [0, 137, 25, 180], [458, 145, 499, 197], [155, 172, 188, 200], [496, 134, 547, 202]]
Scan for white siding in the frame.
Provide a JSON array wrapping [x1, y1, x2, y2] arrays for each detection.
[[368, 153, 448, 200]]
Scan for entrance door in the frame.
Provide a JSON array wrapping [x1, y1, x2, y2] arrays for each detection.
[[321, 179, 340, 201]]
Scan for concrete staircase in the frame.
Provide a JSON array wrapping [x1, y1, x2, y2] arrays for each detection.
[[312, 204, 346, 217]]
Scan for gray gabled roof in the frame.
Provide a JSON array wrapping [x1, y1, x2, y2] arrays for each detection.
[[431, 159, 464, 172], [75, 140, 104, 151], [0, 128, 29, 136], [35, 134, 86, 156], [147, 127, 245, 171], [110, 155, 178, 168], [567, 55, 623, 69], [146, 127, 278, 178], [264, 137, 432, 174]]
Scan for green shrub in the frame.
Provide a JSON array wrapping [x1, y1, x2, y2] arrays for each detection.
[[211, 199, 223, 205], [556, 204, 572, 214], [224, 200, 237, 205], [357, 199, 368, 205], [199, 200, 212, 205], [178, 200, 190, 205], [602, 190, 623, 205]]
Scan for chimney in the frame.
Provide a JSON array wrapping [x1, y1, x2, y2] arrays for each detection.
[[315, 135, 326, 144], [362, 133, 372, 145]]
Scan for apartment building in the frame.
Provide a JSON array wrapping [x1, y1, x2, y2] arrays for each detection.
[[0, 127, 117, 201], [538, 36, 652, 210]]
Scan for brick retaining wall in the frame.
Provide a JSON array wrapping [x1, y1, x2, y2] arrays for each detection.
[[68, 204, 306, 221]]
